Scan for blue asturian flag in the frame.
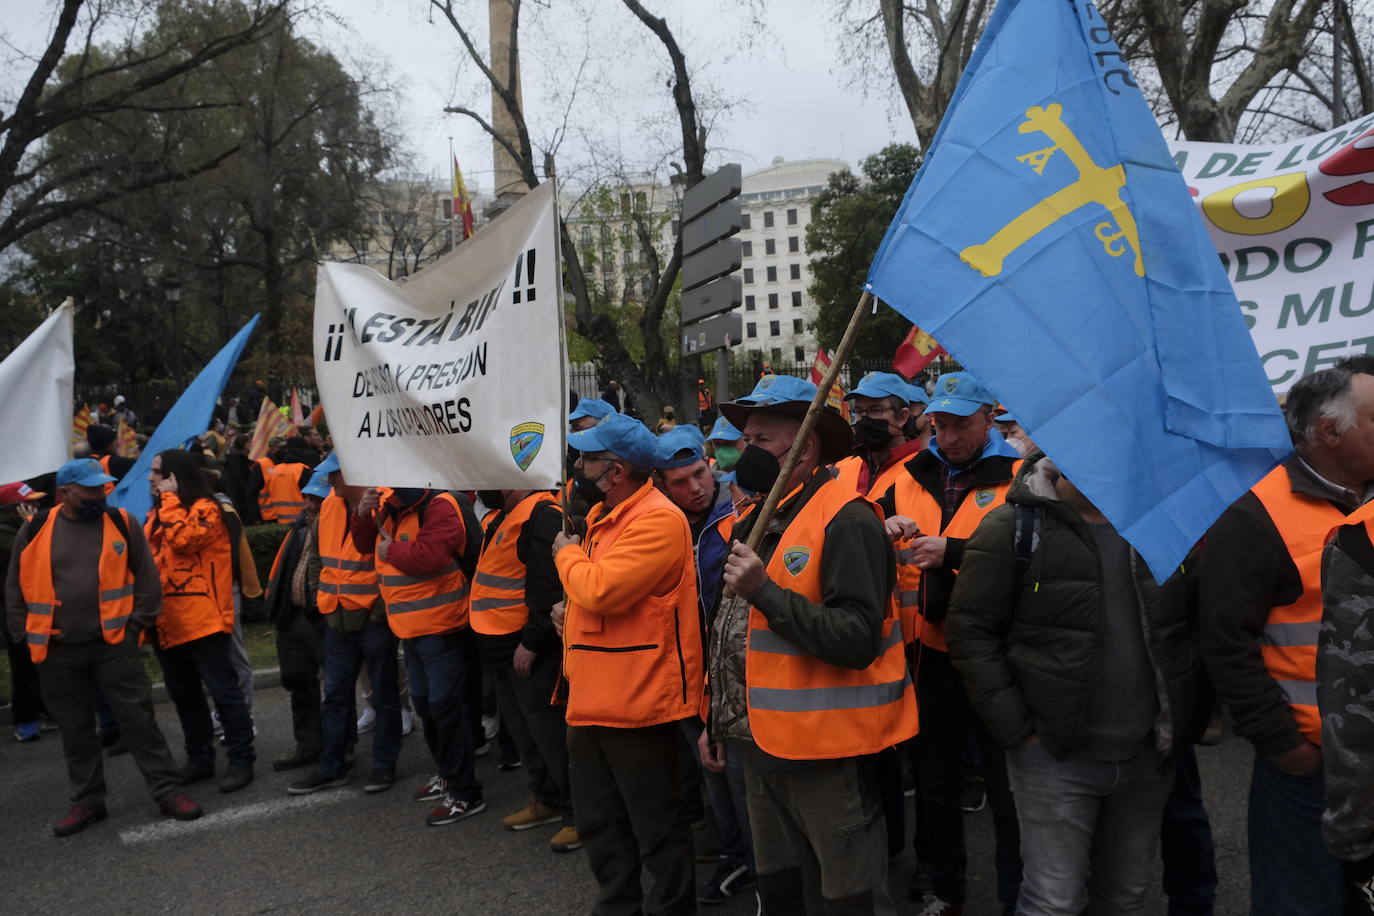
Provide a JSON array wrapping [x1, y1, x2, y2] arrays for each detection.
[[110, 315, 260, 521], [864, 0, 1292, 581]]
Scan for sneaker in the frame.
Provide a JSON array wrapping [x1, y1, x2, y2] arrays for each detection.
[[482, 714, 499, 740], [903, 767, 918, 798], [159, 793, 203, 821], [426, 793, 485, 826], [364, 768, 396, 794], [287, 770, 348, 795], [697, 858, 755, 904], [357, 707, 377, 733], [913, 894, 964, 916], [413, 775, 447, 802], [54, 803, 107, 837], [549, 825, 583, 852], [502, 800, 560, 831], [401, 708, 415, 736], [13, 721, 42, 742], [219, 765, 254, 793], [272, 750, 319, 772], [960, 778, 986, 814], [498, 757, 523, 772], [178, 763, 215, 785]]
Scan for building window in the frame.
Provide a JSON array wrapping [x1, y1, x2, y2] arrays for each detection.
[[789, 263, 801, 281], [621, 222, 631, 239], [600, 224, 611, 246], [794, 345, 805, 361], [743, 267, 754, 284], [641, 276, 653, 297], [580, 225, 592, 245], [747, 321, 757, 338], [768, 292, 779, 309], [764, 238, 776, 256], [788, 235, 799, 253], [766, 266, 777, 282], [769, 320, 780, 336], [771, 347, 782, 362], [742, 240, 753, 257], [792, 318, 804, 333], [745, 295, 756, 311], [623, 250, 635, 268], [791, 290, 803, 308], [787, 208, 798, 225], [742, 213, 751, 230], [763, 211, 775, 228], [634, 191, 647, 211]]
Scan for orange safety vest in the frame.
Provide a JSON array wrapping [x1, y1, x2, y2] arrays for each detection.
[[471, 492, 558, 636], [316, 492, 379, 614], [561, 482, 703, 728], [1252, 465, 1348, 744], [18, 510, 136, 663], [698, 388, 713, 412], [832, 455, 911, 499], [375, 492, 471, 639], [145, 495, 236, 650], [256, 457, 277, 522], [744, 475, 918, 759], [888, 464, 1018, 652], [267, 462, 309, 525], [98, 455, 116, 496]]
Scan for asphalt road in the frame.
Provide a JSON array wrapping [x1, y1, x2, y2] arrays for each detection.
[[1, 682, 1255, 915]]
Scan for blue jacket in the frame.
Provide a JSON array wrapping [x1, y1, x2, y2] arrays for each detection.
[[692, 483, 737, 636]]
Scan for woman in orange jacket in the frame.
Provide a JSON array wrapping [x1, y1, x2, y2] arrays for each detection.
[[146, 450, 257, 794]]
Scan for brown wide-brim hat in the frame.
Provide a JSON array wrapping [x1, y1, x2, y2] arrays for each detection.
[[720, 374, 853, 464]]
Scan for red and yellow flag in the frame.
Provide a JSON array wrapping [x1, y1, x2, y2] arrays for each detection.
[[809, 350, 851, 423], [894, 324, 945, 377], [71, 403, 92, 447], [453, 156, 475, 243], [247, 396, 292, 461], [114, 418, 139, 458], [289, 387, 305, 426]]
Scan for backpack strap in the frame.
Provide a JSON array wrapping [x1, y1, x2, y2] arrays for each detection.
[[105, 506, 131, 541], [1012, 503, 1043, 582]]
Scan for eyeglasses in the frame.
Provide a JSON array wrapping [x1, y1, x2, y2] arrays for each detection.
[[850, 405, 897, 419]]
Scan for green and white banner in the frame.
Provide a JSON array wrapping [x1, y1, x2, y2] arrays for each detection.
[[1168, 114, 1374, 393]]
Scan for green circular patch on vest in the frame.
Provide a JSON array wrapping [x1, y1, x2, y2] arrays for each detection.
[[782, 546, 811, 576], [974, 489, 996, 508]]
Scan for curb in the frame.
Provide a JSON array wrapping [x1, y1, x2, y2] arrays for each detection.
[[1, 667, 282, 729]]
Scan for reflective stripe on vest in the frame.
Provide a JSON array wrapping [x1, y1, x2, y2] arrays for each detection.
[[745, 475, 918, 760], [888, 463, 1018, 652], [1252, 464, 1346, 745], [470, 492, 557, 636], [256, 457, 277, 520], [18, 510, 137, 663], [316, 493, 378, 615], [267, 462, 309, 524], [375, 492, 470, 638]]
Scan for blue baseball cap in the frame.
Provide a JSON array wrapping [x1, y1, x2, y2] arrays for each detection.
[[302, 473, 332, 500], [567, 413, 659, 468], [706, 415, 743, 442], [927, 372, 997, 417], [314, 451, 341, 475], [906, 381, 931, 407], [995, 411, 1018, 423], [568, 398, 614, 424], [846, 371, 911, 403], [719, 374, 853, 463], [656, 426, 707, 470], [55, 458, 115, 488]]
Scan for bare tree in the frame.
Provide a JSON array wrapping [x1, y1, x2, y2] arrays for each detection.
[[0, 0, 292, 252], [431, 0, 708, 414], [351, 174, 455, 280]]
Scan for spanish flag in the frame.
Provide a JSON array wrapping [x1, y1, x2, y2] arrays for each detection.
[[893, 324, 945, 377], [71, 403, 93, 447], [808, 350, 850, 423], [115, 418, 139, 458], [247, 396, 292, 461], [453, 156, 475, 243]]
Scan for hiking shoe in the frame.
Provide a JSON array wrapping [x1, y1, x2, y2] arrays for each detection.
[[219, 765, 254, 793], [697, 858, 755, 904], [502, 800, 560, 831], [426, 794, 485, 826], [960, 778, 986, 813], [413, 775, 447, 802], [159, 793, 203, 822], [913, 894, 964, 916], [357, 708, 377, 734], [288, 770, 348, 795], [13, 721, 42, 742], [54, 803, 107, 837], [178, 763, 214, 785], [550, 825, 583, 852], [272, 750, 319, 772], [364, 768, 396, 794]]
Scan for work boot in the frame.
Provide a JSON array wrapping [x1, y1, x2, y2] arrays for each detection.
[[287, 770, 347, 795], [549, 825, 583, 852], [54, 803, 107, 837], [501, 800, 560, 831], [219, 765, 254, 793]]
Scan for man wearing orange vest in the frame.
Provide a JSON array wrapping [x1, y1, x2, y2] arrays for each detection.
[[289, 454, 403, 795], [1202, 365, 1374, 915], [552, 412, 703, 915], [702, 375, 916, 915], [835, 372, 926, 497], [4, 458, 202, 836], [250, 436, 286, 523], [470, 487, 578, 850], [264, 440, 313, 526], [351, 484, 484, 826], [875, 371, 1023, 915]]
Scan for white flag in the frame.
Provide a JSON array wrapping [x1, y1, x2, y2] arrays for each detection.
[[0, 301, 75, 483], [314, 181, 566, 489]]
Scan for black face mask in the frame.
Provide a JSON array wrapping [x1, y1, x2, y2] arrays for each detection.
[[733, 444, 782, 495], [854, 416, 895, 450], [75, 497, 107, 521], [392, 487, 426, 508], [477, 490, 505, 512], [574, 471, 606, 506]]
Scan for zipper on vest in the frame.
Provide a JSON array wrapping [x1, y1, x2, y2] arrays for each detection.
[[567, 643, 658, 653], [673, 603, 687, 705]]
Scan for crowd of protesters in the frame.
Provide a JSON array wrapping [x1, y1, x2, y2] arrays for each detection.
[[4, 358, 1374, 916]]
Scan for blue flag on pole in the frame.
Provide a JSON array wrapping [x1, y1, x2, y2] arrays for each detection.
[[864, 0, 1292, 581], [110, 315, 260, 522]]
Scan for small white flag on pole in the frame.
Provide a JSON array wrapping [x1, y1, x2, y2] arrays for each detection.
[[0, 300, 75, 483]]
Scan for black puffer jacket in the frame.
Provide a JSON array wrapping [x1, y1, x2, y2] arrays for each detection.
[[947, 454, 1210, 759]]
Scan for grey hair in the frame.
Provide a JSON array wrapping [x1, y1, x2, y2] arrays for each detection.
[[1285, 368, 1358, 449]]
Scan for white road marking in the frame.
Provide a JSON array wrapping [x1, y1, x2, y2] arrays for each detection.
[[119, 790, 352, 845]]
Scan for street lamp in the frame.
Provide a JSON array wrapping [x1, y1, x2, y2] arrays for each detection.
[[163, 274, 183, 386]]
